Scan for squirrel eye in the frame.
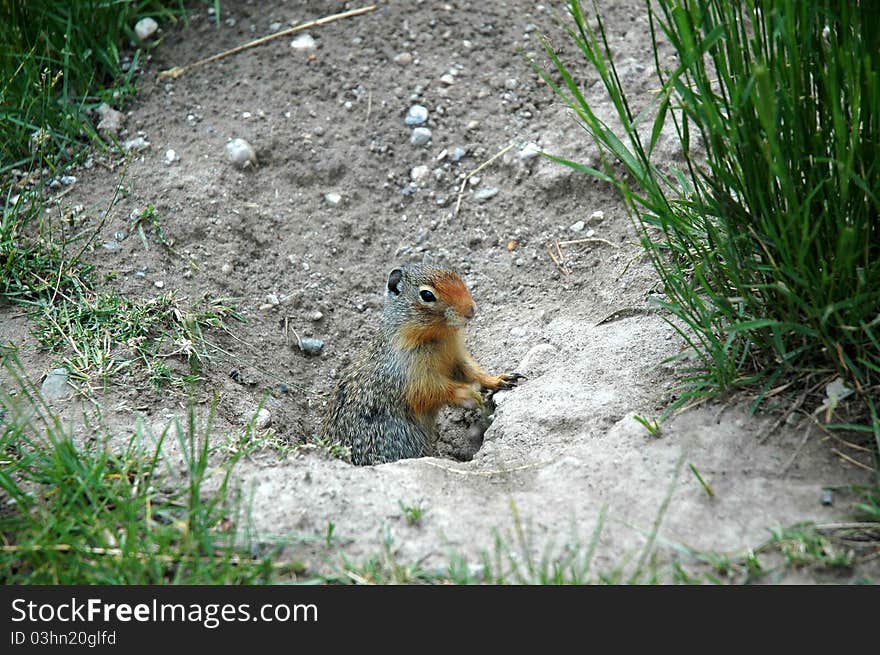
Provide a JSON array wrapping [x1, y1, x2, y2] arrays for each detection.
[[419, 289, 437, 303]]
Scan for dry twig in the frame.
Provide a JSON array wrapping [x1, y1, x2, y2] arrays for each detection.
[[453, 142, 516, 217], [158, 5, 378, 80]]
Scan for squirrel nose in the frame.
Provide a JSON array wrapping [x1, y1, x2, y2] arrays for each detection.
[[463, 304, 476, 320]]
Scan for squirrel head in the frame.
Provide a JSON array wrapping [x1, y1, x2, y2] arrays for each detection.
[[384, 264, 476, 335]]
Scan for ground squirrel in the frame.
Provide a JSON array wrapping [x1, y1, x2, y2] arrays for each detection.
[[321, 263, 523, 465]]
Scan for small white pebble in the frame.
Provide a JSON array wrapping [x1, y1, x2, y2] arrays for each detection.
[[225, 138, 256, 167], [291, 33, 316, 50], [135, 17, 158, 41]]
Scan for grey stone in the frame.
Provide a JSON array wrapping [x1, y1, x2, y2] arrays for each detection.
[[124, 136, 150, 152], [450, 147, 467, 162], [255, 408, 272, 430], [519, 142, 541, 161], [474, 187, 498, 201], [135, 17, 158, 41], [299, 338, 324, 356], [410, 127, 432, 146], [291, 33, 316, 50], [410, 165, 429, 182], [324, 192, 342, 206], [569, 220, 586, 233], [96, 104, 125, 135], [41, 368, 71, 400], [405, 104, 429, 126], [225, 138, 256, 167]]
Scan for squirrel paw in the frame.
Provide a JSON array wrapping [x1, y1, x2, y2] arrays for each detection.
[[497, 372, 527, 390], [454, 383, 485, 409]]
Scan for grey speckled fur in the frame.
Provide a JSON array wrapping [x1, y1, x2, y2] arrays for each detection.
[[320, 264, 448, 465]]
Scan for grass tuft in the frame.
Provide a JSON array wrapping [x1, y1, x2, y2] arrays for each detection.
[[0, 354, 279, 584], [536, 0, 880, 454], [0, 0, 187, 173]]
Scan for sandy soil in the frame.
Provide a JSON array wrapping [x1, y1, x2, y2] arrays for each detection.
[[2, 0, 876, 582]]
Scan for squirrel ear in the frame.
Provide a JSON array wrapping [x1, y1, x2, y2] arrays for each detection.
[[387, 268, 404, 296]]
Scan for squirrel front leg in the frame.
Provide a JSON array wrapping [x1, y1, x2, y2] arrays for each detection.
[[461, 353, 525, 391], [450, 381, 484, 409]]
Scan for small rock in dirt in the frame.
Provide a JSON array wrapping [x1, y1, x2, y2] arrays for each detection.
[[59, 175, 76, 186], [124, 136, 150, 152], [165, 149, 177, 164], [474, 187, 498, 202], [96, 103, 125, 135], [154, 280, 165, 289], [405, 104, 429, 126], [225, 138, 257, 168], [269, 22, 283, 31], [298, 338, 324, 356], [134, 17, 158, 41], [41, 368, 71, 401], [825, 377, 854, 403], [518, 343, 558, 377], [393, 52, 413, 66], [255, 408, 272, 430], [505, 77, 519, 90], [291, 33, 316, 50], [466, 120, 480, 131], [410, 165, 430, 183], [101, 240, 118, 251], [450, 147, 467, 162], [589, 210, 605, 222], [585, 229, 595, 238], [569, 220, 586, 233], [519, 142, 541, 161], [310, 311, 324, 322], [221, 263, 234, 275], [821, 489, 834, 506], [510, 326, 527, 338], [324, 192, 342, 206], [439, 73, 455, 85], [410, 127, 432, 146]]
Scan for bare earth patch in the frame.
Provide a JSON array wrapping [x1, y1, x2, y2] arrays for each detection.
[[3, 0, 875, 581]]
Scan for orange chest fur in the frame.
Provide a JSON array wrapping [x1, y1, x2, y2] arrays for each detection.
[[397, 329, 468, 418]]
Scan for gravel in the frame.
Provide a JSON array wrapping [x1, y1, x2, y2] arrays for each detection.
[[96, 104, 125, 135], [569, 220, 586, 232], [405, 104, 429, 126], [298, 338, 324, 356], [518, 142, 541, 161], [410, 165, 430, 182], [255, 408, 272, 430], [225, 138, 257, 167], [135, 17, 158, 41], [41, 368, 71, 401], [291, 33, 316, 50], [410, 127, 432, 146], [124, 137, 150, 152], [474, 187, 499, 201]]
